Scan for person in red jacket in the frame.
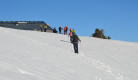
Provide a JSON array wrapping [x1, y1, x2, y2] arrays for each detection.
[[64, 26, 68, 35], [64, 27, 66, 35], [66, 26, 68, 34]]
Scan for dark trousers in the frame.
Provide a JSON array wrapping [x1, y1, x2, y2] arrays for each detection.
[[59, 30, 61, 34], [44, 28, 47, 32], [64, 30, 67, 34], [40, 27, 43, 32], [64, 30, 66, 34], [70, 36, 72, 42], [73, 43, 78, 53]]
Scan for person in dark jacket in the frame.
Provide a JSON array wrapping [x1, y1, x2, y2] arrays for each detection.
[[53, 28, 57, 33], [71, 33, 81, 53], [59, 26, 62, 34]]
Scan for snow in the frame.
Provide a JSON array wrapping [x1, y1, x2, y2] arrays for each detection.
[[0, 27, 138, 80]]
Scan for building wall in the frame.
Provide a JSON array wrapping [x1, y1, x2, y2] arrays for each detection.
[[0, 23, 53, 32]]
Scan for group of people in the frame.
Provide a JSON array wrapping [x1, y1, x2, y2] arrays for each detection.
[[59, 26, 81, 53], [40, 25, 81, 53], [40, 24, 47, 32], [58, 26, 75, 35], [40, 24, 58, 33]]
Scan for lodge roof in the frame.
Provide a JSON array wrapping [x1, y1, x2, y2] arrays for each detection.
[[0, 21, 45, 24]]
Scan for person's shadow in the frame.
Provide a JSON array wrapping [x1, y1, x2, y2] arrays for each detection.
[[60, 40, 70, 43]]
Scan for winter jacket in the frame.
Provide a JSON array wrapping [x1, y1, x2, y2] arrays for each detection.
[[64, 27, 66, 31], [64, 26, 68, 31], [72, 29, 75, 33], [69, 29, 72, 36], [71, 33, 81, 43], [59, 27, 61, 31], [53, 28, 57, 33], [40, 25, 42, 27], [68, 31, 72, 36], [66, 27, 68, 30], [44, 26, 47, 28], [59, 27, 63, 31]]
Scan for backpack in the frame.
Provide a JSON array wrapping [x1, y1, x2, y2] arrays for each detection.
[[73, 35, 78, 42]]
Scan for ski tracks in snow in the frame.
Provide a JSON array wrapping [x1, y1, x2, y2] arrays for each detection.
[[79, 41, 125, 80], [79, 52, 124, 80], [1, 28, 125, 80]]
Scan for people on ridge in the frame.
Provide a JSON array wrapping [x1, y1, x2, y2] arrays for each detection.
[[68, 28, 73, 42], [59, 26, 62, 34], [71, 32, 81, 53], [72, 29, 75, 34], [66, 26, 68, 33], [44, 24, 47, 32], [64, 26, 68, 35], [40, 24, 43, 32], [53, 28, 57, 33]]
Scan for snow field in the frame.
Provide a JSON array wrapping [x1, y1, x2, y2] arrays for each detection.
[[0, 27, 138, 80]]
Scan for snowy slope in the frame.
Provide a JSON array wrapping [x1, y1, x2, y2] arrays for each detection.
[[0, 27, 138, 80]]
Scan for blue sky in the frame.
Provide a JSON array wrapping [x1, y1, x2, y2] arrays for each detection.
[[0, 0, 138, 42]]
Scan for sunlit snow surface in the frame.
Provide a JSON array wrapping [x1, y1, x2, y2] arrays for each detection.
[[0, 27, 138, 80]]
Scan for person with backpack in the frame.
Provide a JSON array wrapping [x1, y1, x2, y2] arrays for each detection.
[[68, 28, 73, 42], [66, 26, 68, 33], [71, 32, 81, 53], [64, 26, 68, 35], [53, 28, 57, 33], [72, 29, 75, 34], [44, 24, 47, 32]]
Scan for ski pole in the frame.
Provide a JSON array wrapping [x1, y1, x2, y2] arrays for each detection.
[[68, 36, 69, 42], [68, 36, 72, 51], [70, 43, 73, 52]]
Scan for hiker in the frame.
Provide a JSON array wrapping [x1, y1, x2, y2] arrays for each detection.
[[53, 28, 57, 33], [71, 33, 81, 53], [72, 29, 75, 34], [66, 26, 68, 33], [40, 24, 43, 32], [59, 26, 62, 34], [64, 27, 66, 34], [68, 28, 73, 42], [44, 24, 47, 32], [64, 26, 68, 35], [42, 24, 44, 31]]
